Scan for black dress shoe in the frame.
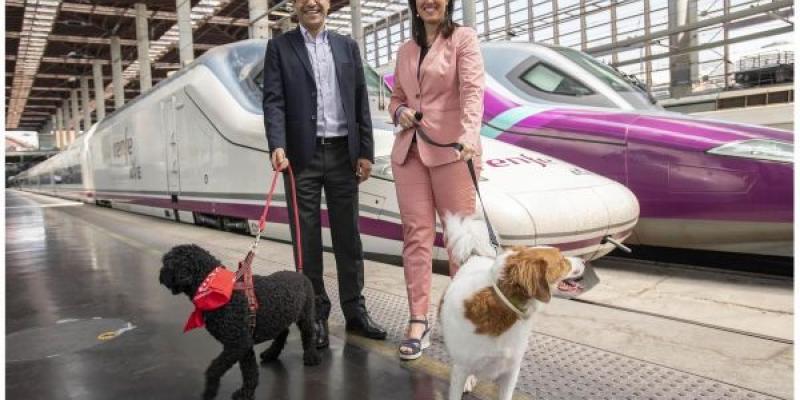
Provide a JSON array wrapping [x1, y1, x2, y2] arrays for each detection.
[[315, 319, 330, 349], [345, 311, 387, 340]]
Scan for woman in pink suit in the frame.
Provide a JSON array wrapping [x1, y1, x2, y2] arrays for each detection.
[[389, 0, 485, 360]]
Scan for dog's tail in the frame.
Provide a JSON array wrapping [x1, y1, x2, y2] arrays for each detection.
[[444, 212, 496, 265]]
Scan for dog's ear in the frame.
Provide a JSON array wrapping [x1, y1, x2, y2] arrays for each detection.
[[531, 260, 551, 303], [158, 261, 174, 288]]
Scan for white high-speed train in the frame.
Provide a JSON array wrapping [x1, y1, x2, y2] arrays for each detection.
[[15, 40, 639, 261]]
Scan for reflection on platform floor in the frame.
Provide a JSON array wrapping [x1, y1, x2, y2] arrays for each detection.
[[5, 191, 475, 400]]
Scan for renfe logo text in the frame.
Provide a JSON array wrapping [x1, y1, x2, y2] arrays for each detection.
[[486, 154, 553, 168]]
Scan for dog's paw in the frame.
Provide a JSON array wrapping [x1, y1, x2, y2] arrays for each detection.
[[231, 389, 254, 400], [463, 375, 477, 393], [303, 350, 322, 366]]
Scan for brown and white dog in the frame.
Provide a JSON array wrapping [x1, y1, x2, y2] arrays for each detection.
[[440, 214, 585, 400]]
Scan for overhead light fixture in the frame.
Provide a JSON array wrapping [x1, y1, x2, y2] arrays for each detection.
[[6, 0, 62, 128], [65, 50, 85, 58], [60, 19, 91, 27]]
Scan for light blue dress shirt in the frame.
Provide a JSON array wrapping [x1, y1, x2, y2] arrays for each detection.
[[300, 24, 348, 138]]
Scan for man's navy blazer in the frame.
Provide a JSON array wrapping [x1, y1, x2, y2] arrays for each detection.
[[262, 27, 374, 172]]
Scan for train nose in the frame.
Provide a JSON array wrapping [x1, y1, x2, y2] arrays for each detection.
[[482, 178, 639, 261], [474, 137, 640, 261]]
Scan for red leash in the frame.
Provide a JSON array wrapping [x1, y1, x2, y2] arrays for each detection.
[[287, 165, 303, 272], [244, 164, 303, 272], [235, 165, 303, 335]]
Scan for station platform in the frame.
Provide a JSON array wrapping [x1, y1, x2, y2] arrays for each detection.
[[6, 190, 793, 400]]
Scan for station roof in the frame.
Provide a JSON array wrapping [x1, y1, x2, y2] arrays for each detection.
[[5, 0, 371, 131]]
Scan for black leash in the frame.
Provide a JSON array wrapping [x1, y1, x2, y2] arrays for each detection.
[[409, 112, 499, 248]]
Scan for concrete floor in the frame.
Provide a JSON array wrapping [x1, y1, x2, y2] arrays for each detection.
[[5, 190, 794, 399]]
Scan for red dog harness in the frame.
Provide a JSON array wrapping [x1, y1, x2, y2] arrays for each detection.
[[183, 166, 302, 336]]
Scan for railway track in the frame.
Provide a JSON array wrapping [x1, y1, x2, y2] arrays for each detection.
[[569, 297, 793, 345]]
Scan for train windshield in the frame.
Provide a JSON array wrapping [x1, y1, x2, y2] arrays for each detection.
[[252, 63, 391, 101], [252, 62, 394, 130], [552, 47, 636, 93], [253, 64, 392, 91]]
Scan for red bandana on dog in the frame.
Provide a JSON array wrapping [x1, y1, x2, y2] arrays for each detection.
[[184, 266, 236, 332]]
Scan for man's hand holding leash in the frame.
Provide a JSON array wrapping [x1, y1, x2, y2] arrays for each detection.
[[356, 158, 372, 184], [271, 148, 289, 172]]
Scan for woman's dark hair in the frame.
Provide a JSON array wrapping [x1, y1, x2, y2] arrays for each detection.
[[408, 0, 458, 47]]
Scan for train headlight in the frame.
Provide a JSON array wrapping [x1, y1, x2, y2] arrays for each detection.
[[369, 156, 490, 181], [707, 139, 793, 163]]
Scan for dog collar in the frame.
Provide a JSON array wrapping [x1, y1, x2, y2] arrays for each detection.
[[491, 267, 535, 320]]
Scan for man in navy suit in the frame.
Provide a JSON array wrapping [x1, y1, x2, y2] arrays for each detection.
[[262, 0, 386, 349]]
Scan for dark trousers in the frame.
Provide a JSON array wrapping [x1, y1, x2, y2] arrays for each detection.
[[284, 141, 366, 321]]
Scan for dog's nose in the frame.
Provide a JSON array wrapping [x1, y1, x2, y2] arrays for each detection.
[[566, 257, 586, 278]]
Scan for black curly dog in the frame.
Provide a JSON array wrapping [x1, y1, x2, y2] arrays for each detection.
[[159, 244, 321, 400]]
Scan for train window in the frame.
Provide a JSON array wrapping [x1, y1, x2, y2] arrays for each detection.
[[254, 64, 387, 95], [520, 63, 593, 97], [253, 69, 263, 90], [240, 66, 264, 106], [551, 47, 635, 93]]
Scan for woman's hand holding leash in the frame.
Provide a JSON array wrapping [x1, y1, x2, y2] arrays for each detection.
[[457, 141, 476, 161], [411, 112, 475, 161], [397, 107, 418, 129]]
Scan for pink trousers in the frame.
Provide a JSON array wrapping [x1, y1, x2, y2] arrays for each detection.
[[393, 143, 479, 317]]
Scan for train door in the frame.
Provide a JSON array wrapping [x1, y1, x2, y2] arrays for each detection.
[[162, 95, 181, 196]]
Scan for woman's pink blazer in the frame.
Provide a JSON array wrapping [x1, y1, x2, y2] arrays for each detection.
[[389, 27, 485, 168]]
